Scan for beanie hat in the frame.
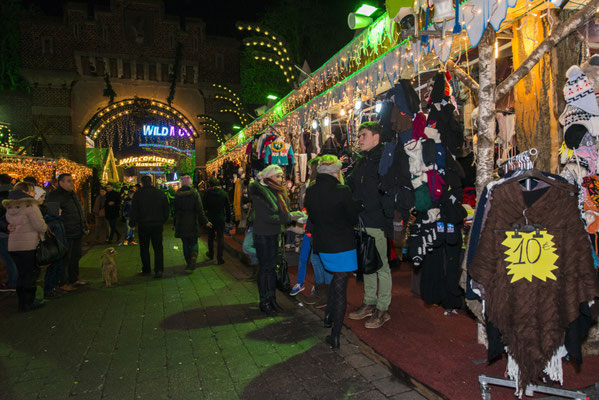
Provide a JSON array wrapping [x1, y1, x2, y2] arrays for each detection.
[[563, 66, 599, 116], [180, 175, 192, 186], [559, 104, 599, 138], [33, 186, 45, 200], [257, 165, 283, 184], [317, 161, 342, 175], [564, 124, 587, 150]]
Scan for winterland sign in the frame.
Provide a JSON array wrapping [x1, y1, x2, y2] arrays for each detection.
[[142, 124, 191, 138]]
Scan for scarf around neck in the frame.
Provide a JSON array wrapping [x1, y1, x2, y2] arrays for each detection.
[[264, 178, 290, 214]]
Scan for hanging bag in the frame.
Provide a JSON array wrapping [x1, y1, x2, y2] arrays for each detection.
[[36, 229, 68, 267], [355, 217, 383, 274], [275, 240, 291, 291]]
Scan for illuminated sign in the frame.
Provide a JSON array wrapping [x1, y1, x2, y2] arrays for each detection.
[[142, 124, 191, 138], [118, 156, 176, 167]]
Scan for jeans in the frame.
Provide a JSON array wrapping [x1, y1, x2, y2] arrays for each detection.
[[64, 237, 82, 285], [181, 236, 198, 262], [242, 227, 258, 265], [138, 225, 164, 273], [311, 252, 332, 284], [124, 219, 134, 241], [296, 234, 311, 285], [107, 218, 121, 242], [207, 222, 225, 261], [10, 250, 40, 310], [44, 260, 63, 294], [363, 227, 391, 311], [254, 233, 279, 305], [0, 236, 18, 286]]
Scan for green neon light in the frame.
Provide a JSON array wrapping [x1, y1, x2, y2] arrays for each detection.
[[355, 4, 378, 17], [232, 125, 241, 130]]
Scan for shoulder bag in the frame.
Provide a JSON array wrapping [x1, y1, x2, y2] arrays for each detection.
[[355, 217, 383, 274]]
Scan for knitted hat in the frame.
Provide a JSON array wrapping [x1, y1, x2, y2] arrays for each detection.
[[563, 66, 599, 115], [257, 165, 283, 184], [559, 104, 599, 138], [317, 160, 342, 175], [180, 175, 192, 186], [33, 186, 45, 200]]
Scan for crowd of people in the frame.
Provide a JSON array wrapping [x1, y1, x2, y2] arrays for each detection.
[[0, 121, 437, 351]]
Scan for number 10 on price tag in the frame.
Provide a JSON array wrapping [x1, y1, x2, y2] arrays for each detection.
[[502, 230, 559, 283]]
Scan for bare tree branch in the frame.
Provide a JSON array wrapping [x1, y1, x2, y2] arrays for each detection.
[[496, 0, 599, 99], [446, 59, 479, 93]]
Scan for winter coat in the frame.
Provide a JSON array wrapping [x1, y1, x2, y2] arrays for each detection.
[[248, 181, 291, 236], [129, 186, 169, 228], [470, 180, 599, 390], [45, 186, 88, 239], [104, 190, 121, 220], [305, 173, 359, 253], [203, 187, 231, 226], [346, 144, 393, 234], [173, 186, 208, 238], [2, 197, 47, 251]]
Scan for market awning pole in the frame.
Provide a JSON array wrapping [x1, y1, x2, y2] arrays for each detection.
[[476, 26, 497, 197]]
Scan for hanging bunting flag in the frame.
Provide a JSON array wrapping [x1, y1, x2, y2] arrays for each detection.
[[459, 0, 517, 48]]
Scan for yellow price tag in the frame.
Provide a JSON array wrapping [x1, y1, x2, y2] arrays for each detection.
[[502, 230, 559, 283]]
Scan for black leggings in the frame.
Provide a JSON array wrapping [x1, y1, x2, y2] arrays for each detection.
[[326, 271, 351, 336]]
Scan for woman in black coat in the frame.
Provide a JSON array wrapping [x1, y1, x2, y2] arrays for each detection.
[[173, 178, 209, 270], [305, 155, 360, 349]]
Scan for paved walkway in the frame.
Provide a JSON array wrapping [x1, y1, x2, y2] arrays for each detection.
[[0, 228, 424, 400]]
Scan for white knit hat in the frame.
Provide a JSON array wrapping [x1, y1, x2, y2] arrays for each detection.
[[33, 186, 45, 201], [564, 66, 599, 116], [257, 165, 283, 184]]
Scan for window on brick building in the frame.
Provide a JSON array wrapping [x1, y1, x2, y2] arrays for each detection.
[[184, 66, 194, 84], [123, 62, 131, 79], [41, 37, 53, 55], [149, 64, 157, 81], [161, 64, 169, 81], [215, 54, 224, 70], [109, 59, 117, 77], [73, 23, 81, 39]]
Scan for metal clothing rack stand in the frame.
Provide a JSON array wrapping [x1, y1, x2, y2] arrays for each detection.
[[478, 375, 589, 400]]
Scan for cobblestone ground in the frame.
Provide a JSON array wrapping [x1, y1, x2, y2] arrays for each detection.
[[0, 228, 423, 400]]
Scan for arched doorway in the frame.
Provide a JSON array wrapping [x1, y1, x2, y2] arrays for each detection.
[[82, 97, 198, 186]]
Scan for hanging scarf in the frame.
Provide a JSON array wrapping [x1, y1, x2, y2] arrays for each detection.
[[264, 178, 290, 215]]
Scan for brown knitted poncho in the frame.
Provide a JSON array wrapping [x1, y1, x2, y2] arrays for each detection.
[[470, 180, 599, 390]]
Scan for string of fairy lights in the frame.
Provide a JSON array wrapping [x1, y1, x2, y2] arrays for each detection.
[[236, 23, 296, 84], [212, 83, 249, 126], [197, 114, 225, 143], [82, 98, 197, 151]]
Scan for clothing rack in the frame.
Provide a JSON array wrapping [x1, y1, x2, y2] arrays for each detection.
[[478, 375, 588, 399], [497, 148, 538, 190]]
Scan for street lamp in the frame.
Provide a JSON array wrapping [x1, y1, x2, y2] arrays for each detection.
[[267, 94, 279, 101], [232, 125, 241, 130]]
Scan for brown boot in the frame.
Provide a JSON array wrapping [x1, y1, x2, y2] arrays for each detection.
[[244, 264, 258, 282], [314, 284, 329, 308], [300, 285, 319, 305], [186, 251, 198, 270], [348, 303, 376, 320], [364, 309, 391, 329]]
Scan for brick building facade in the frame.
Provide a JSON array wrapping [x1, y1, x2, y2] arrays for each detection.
[[1, 0, 239, 166]]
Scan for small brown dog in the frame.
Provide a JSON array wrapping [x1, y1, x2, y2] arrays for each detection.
[[100, 247, 118, 287]]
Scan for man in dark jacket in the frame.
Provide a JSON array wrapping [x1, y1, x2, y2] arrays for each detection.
[[346, 122, 393, 329], [174, 176, 209, 270], [104, 183, 121, 244], [45, 173, 89, 289], [0, 173, 18, 291], [203, 178, 231, 264], [130, 175, 169, 278]]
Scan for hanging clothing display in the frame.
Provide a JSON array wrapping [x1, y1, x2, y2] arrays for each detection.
[[470, 177, 599, 393], [264, 136, 295, 166]]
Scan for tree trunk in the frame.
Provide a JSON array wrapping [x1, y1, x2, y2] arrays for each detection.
[[476, 27, 497, 196], [512, 16, 557, 171]]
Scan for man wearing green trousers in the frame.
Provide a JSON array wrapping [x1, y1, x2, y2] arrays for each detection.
[[346, 122, 392, 329]]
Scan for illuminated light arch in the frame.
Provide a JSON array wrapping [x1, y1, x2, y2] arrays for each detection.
[[82, 98, 199, 140]]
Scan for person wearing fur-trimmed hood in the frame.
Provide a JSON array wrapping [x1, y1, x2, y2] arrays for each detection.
[[3, 183, 48, 312], [249, 165, 304, 316]]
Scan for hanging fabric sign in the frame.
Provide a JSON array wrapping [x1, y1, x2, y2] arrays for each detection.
[[502, 230, 559, 283]]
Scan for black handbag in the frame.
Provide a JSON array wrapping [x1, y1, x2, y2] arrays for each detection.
[[36, 229, 68, 266], [355, 217, 383, 275], [275, 244, 291, 291]]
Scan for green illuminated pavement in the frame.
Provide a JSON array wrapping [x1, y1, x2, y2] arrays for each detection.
[[0, 228, 422, 400]]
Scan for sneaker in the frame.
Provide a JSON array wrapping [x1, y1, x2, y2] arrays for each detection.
[[444, 309, 458, 316], [290, 283, 305, 296], [0, 284, 16, 292], [348, 303, 376, 320], [364, 309, 391, 329], [300, 285, 319, 305], [58, 284, 77, 292], [129, 241, 137, 246]]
